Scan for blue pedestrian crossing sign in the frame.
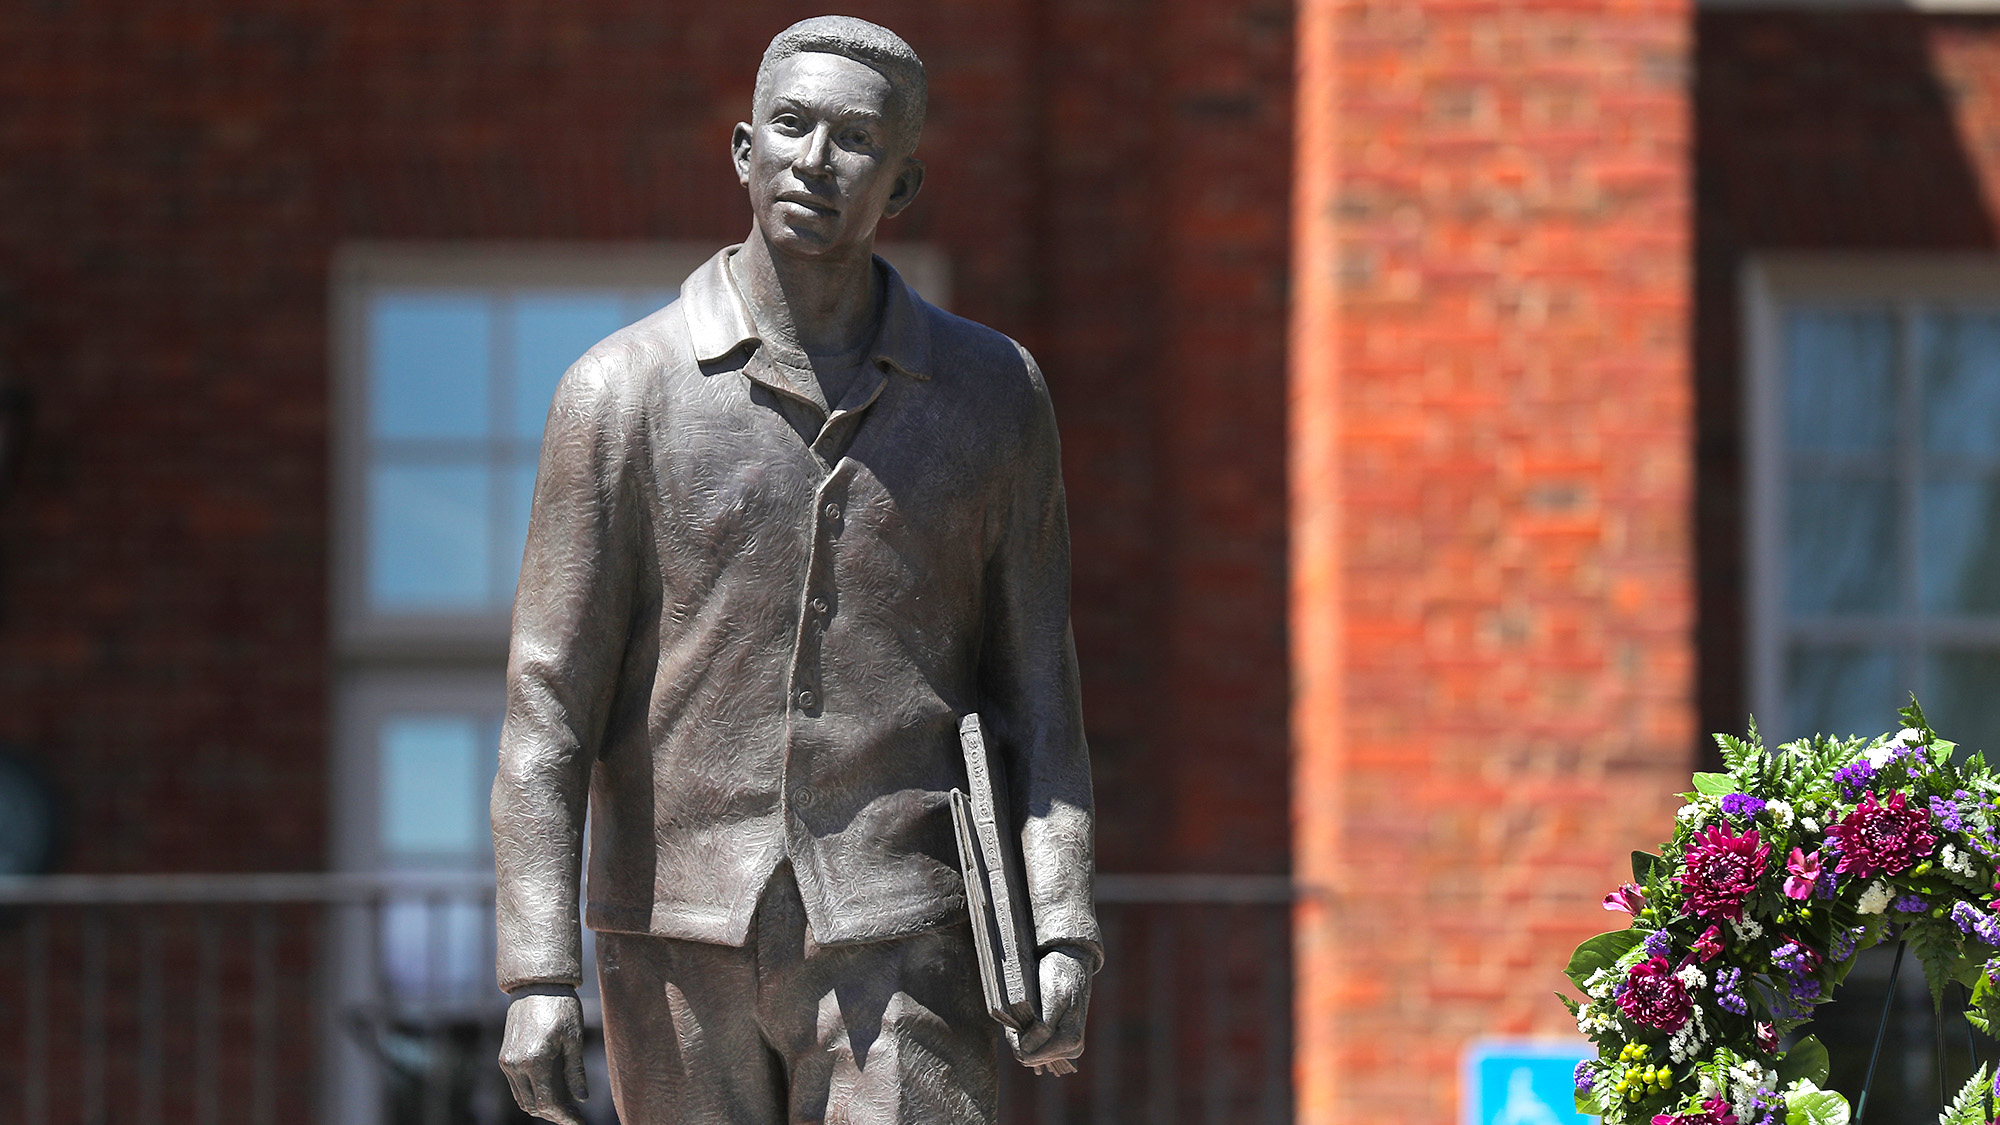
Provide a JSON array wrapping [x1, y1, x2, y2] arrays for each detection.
[[1462, 1040, 1597, 1125]]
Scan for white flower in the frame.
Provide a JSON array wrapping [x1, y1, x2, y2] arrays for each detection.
[[1678, 802, 1706, 824], [1730, 917, 1765, 942], [1677, 964, 1709, 990], [1584, 967, 1617, 1001], [1895, 727, 1922, 746], [1866, 743, 1895, 768], [1766, 799, 1794, 827], [1801, 817, 1820, 833], [1857, 879, 1892, 915]]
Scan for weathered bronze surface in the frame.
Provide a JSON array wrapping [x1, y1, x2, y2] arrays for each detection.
[[492, 16, 1098, 1123]]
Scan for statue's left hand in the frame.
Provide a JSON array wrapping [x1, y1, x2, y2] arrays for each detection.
[[1012, 946, 1091, 1071]]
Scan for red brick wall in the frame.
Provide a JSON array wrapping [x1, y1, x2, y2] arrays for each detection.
[[0, 2, 1293, 875], [1694, 11, 2000, 743], [1291, 0, 1695, 1120]]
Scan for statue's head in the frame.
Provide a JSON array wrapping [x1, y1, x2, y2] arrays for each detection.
[[733, 16, 927, 261]]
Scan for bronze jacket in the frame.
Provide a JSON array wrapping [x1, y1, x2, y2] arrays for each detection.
[[493, 247, 1098, 991]]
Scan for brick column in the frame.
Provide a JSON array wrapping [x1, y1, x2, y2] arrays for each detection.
[[1289, 0, 1696, 1120]]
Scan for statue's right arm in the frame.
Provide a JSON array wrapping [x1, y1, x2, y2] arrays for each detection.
[[492, 352, 637, 992]]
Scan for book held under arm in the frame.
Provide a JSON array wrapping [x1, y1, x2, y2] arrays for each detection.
[[950, 712, 1076, 1075]]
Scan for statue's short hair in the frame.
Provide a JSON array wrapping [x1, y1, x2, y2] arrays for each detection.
[[754, 16, 927, 152]]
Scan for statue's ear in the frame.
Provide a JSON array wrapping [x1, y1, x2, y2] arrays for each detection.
[[882, 157, 925, 219], [731, 122, 754, 187]]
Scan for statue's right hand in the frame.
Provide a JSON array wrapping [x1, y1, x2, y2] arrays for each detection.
[[499, 992, 589, 1125]]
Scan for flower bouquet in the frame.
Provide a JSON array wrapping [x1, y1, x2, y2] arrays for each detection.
[[1564, 703, 2000, 1125]]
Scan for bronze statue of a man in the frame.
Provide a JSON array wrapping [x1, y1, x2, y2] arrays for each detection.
[[491, 16, 1099, 1124]]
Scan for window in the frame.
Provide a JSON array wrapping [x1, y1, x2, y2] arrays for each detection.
[[1747, 257, 2000, 750]]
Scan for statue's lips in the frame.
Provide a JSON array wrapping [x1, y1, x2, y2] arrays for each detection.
[[777, 197, 838, 218]]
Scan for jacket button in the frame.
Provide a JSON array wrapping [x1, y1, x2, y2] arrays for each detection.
[[795, 786, 817, 809], [810, 597, 829, 614], [822, 502, 841, 521], [797, 689, 817, 708]]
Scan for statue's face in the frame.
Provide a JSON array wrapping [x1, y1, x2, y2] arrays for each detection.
[[734, 52, 922, 260]]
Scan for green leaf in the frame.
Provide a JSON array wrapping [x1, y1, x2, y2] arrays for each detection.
[[1939, 1064, 1991, 1125], [1693, 772, 1735, 796], [1575, 1084, 1606, 1116], [1557, 992, 1580, 1018], [1778, 1036, 1831, 1088], [1632, 851, 1663, 883], [1915, 931, 1955, 1010], [1784, 1083, 1851, 1125], [1565, 929, 1647, 991]]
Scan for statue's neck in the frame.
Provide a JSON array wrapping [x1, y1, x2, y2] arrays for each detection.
[[732, 232, 881, 357]]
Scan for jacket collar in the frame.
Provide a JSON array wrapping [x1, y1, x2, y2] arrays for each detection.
[[682, 245, 931, 381]]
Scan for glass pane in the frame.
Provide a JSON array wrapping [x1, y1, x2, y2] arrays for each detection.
[[1787, 477, 1898, 614], [1925, 650, 2000, 754], [381, 899, 489, 998], [511, 294, 626, 441], [1921, 478, 2000, 613], [1920, 310, 2000, 456], [369, 293, 492, 440], [380, 715, 483, 856], [369, 463, 492, 609], [499, 460, 538, 604], [1785, 308, 1896, 454], [628, 288, 678, 322], [1786, 646, 1900, 741]]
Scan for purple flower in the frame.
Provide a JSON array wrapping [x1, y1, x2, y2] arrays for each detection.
[[1829, 926, 1862, 962], [1617, 956, 1693, 1031], [1772, 937, 1821, 977], [1644, 930, 1674, 959], [1574, 1059, 1595, 1092], [1714, 966, 1749, 1015], [1952, 901, 2000, 947], [1931, 793, 1969, 835], [1679, 823, 1772, 921], [1832, 759, 1876, 798], [1722, 793, 1767, 821], [1826, 791, 1937, 880], [1892, 893, 1928, 914]]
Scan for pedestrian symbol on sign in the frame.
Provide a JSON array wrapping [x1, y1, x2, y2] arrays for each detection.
[[1462, 1040, 1596, 1125]]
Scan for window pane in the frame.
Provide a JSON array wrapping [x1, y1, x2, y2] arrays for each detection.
[[369, 463, 491, 609], [1920, 311, 2000, 457], [1787, 477, 1898, 614], [1925, 650, 2000, 753], [511, 294, 626, 441], [380, 715, 483, 856], [1921, 478, 2000, 613], [370, 293, 492, 440], [1786, 308, 1896, 454], [499, 460, 537, 604], [1786, 646, 1900, 741]]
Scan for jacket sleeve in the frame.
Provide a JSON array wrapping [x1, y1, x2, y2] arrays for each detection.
[[492, 353, 640, 992], [981, 343, 1102, 972]]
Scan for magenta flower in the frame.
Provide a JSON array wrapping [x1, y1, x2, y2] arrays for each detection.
[[1651, 1099, 1739, 1125], [1604, 883, 1647, 914], [1783, 847, 1822, 900], [1825, 791, 1937, 880], [1678, 823, 1771, 921], [1691, 924, 1723, 962], [1755, 1021, 1779, 1054], [1617, 956, 1692, 1031]]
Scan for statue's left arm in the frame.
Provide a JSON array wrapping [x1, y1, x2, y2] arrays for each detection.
[[981, 343, 1100, 1065]]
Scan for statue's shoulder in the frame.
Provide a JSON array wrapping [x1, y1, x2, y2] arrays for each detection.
[[916, 300, 1050, 415], [551, 298, 699, 410]]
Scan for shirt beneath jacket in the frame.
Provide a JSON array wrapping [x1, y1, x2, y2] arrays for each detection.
[[492, 246, 1099, 992]]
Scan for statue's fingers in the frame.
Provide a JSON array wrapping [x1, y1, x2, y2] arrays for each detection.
[[528, 1068, 588, 1125], [502, 1065, 536, 1115], [563, 1027, 590, 1103], [1013, 1017, 1054, 1056]]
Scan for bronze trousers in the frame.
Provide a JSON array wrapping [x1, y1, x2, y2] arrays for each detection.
[[595, 864, 999, 1124]]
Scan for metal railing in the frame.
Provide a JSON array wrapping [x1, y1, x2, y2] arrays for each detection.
[[0, 872, 1294, 1125]]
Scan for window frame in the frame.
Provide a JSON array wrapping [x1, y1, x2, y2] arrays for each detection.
[[1743, 253, 2000, 740]]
